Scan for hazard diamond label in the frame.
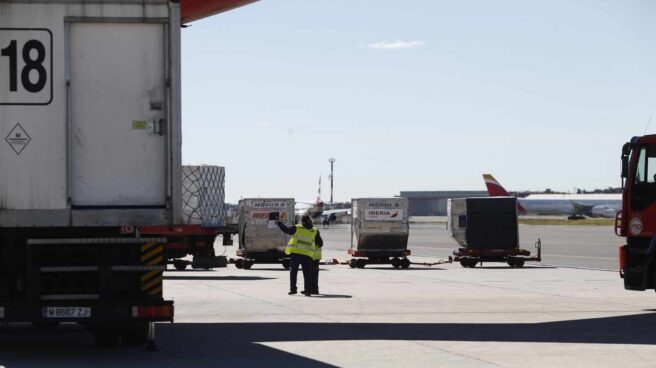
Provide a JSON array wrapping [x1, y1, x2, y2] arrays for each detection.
[[5, 123, 31, 155]]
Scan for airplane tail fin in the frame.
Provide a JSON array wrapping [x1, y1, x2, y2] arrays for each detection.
[[483, 174, 511, 197], [483, 174, 527, 213]]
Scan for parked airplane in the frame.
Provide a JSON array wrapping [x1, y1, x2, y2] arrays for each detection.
[[483, 174, 621, 218], [295, 197, 351, 225]]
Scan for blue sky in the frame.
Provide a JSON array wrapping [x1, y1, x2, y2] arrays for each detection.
[[181, 0, 655, 203]]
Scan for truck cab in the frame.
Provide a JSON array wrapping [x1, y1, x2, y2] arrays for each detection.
[[619, 135, 656, 290]]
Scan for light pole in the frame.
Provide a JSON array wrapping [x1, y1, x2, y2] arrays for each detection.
[[329, 158, 335, 203]]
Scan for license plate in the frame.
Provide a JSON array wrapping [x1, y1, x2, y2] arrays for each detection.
[[42, 307, 91, 319]]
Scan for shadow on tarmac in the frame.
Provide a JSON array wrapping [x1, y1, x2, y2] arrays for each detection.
[[471, 266, 558, 270], [353, 267, 448, 271], [309, 294, 352, 299], [163, 276, 276, 281], [3, 313, 656, 367]]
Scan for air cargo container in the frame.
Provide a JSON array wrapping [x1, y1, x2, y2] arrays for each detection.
[[448, 197, 541, 268], [235, 198, 294, 269], [0, 0, 255, 346], [168, 165, 237, 271], [348, 197, 411, 269]]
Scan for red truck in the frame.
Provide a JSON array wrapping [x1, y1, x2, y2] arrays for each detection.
[[618, 135, 656, 290]]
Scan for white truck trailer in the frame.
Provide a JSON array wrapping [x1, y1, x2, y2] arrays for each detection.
[[0, 0, 255, 346]]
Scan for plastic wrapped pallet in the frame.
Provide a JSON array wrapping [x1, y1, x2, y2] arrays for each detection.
[[238, 198, 295, 253], [182, 165, 226, 227], [448, 197, 518, 249], [351, 197, 410, 252]]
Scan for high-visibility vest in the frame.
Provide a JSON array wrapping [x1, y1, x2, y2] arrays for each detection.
[[285, 225, 317, 258], [312, 243, 322, 261]]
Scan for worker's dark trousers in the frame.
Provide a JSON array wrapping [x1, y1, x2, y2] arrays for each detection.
[[311, 260, 320, 294], [289, 253, 312, 292]]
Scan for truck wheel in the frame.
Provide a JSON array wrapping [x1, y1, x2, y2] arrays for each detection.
[[391, 257, 401, 269], [94, 325, 120, 347], [507, 258, 516, 268], [235, 259, 244, 269], [467, 259, 477, 268], [514, 258, 525, 268], [356, 259, 367, 269], [173, 260, 187, 271], [400, 258, 411, 269], [243, 261, 253, 270], [349, 259, 357, 268], [460, 259, 469, 268], [120, 322, 147, 346], [282, 259, 291, 270]]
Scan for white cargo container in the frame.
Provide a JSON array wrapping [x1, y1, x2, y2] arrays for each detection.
[[236, 198, 294, 269], [349, 197, 411, 269], [0, 0, 183, 227]]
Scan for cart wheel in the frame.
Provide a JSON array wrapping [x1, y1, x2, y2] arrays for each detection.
[[514, 258, 525, 268], [235, 259, 244, 269], [400, 258, 411, 269], [243, 261, 253, 270], [282, 259, 291, 270], [391, 257, 401, 269], [356, 259, 367, 269], [349, 259, 357, 268], [173, 260, 187, 271], [507, 258, 516, 268]]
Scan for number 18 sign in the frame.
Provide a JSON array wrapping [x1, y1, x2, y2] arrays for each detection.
[[0, 28, 52, 105]]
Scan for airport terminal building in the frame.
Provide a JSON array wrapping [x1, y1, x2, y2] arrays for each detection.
[[400, 191, 488, 216]]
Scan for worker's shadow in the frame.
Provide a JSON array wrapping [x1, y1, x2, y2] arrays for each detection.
[[311, 294, 352, 299]]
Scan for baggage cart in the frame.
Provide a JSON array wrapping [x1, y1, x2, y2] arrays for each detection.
[[348, 198, 411, 269], [448, 197, 542, 268], [234, 198, 294, 269]]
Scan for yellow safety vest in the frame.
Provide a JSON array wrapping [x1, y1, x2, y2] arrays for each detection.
[[285, 225, 317, 258], [312, 242, 322, 261]]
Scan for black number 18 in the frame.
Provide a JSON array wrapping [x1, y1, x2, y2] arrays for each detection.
[[1, 39, 47, 93]]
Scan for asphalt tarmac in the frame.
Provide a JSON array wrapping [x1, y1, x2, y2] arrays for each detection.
[[1, 222, 649, 368], [319, 223, 619, 271]]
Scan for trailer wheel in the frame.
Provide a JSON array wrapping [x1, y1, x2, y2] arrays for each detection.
[[173, 260, 187, 271], [462, 259, 477, 268], [356, 259, 367, 269], [243, 261, 253, 270], [514, 258, 525, 268], [235, 259, 244, 269], [349, 259, 357, 268], [400, 258, 411, 269], [391, 257, 401, 269], [94, 325, 120, 347], [282, 259, 291, 270], [120, 322, 147, 346], [507, 258, 516, 267]]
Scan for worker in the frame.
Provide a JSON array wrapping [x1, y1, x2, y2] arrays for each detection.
[[311, 233, 322, 295], [276, 213, 323, 296]]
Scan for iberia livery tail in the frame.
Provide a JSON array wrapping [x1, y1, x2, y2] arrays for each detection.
[[482, 174, 527, 213]]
